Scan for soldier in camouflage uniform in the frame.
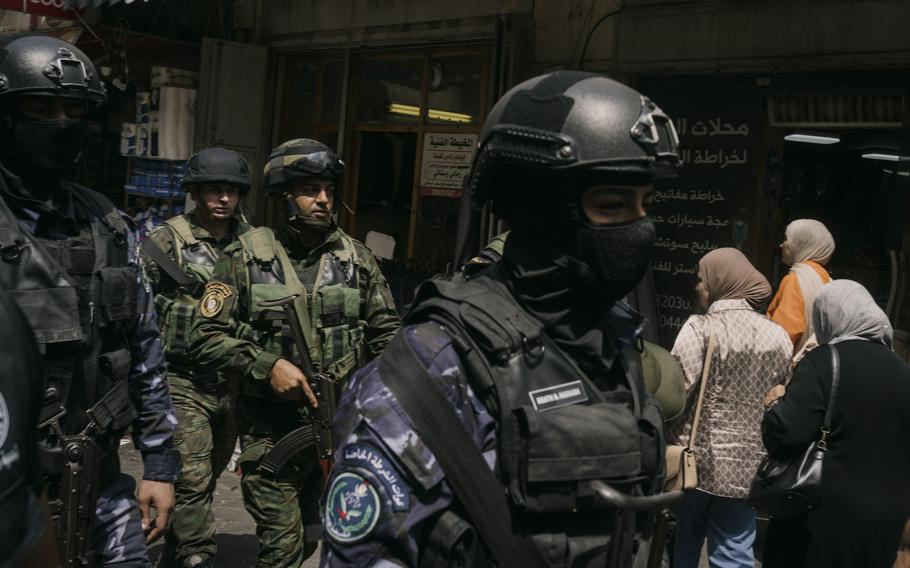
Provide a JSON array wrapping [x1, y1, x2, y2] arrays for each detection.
[[141, 148, 254, 568], [190, 139, 400, 568]]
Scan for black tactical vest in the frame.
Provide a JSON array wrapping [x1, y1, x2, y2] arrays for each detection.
[[0, 184, 137, 441], [406, 264, 665, 567]]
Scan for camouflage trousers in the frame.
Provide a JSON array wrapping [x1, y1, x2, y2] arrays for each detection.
[[237, 400, 323, 568], [159, 373, 238, 568]]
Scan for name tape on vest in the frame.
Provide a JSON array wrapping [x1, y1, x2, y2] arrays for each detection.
[[528, 380, 589, 412]]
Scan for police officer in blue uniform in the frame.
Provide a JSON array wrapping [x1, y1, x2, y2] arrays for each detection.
[[0, 292, 59, 567], [0, 34, 178, 567], [320, 71, 681, 567]]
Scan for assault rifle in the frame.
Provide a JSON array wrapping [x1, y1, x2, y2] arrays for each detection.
[[40, 378, 137, 567], [257, 295, 335, 479]]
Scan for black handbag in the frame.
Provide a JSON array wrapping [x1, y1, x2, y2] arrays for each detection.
[[747, 344, 840, 519]]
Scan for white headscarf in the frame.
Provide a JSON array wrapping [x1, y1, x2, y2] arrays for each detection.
[[813, 280, 893, 348], [785, 219, 836, 350]]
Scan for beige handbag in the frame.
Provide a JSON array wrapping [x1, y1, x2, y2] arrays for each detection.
[[664, 318, 715, 491]]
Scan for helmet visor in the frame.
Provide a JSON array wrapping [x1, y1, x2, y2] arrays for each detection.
[[286, 151, 345, 177]]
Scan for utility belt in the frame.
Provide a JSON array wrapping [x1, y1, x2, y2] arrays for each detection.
[[165, 360, 225, 390], [39, 349, 138, 568]]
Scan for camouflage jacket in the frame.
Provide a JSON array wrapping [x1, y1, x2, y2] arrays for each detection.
[[142, 213, 251, 378], [189, 226, 400, 391]]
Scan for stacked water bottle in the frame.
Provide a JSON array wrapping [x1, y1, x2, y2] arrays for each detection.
[[124, 158, 187, 199]]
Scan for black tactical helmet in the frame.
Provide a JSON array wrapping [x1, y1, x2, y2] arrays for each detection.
[[0, 34, 106, 104], [182, 147, 252, 194], [263, 138, 344, 196], [467, 71, 679, 209]]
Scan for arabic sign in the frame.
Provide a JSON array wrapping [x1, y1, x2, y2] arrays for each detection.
[[638, 77, 763, 346], [419, 132, 477, 198], [0, 0, 78, 18]]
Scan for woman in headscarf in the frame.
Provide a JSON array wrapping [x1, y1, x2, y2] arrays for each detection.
[[761, 280, 910, 568], [767, 219, 835, 354], [669, 248, 793, 568]]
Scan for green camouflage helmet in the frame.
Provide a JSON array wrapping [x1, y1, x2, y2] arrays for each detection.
[[262, 138, 344, 196]]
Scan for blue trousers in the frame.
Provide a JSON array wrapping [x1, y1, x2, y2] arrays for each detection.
[[672, 490, 756, 568], [94, 474, 152, 567]]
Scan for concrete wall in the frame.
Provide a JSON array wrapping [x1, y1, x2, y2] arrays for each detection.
[[532, 0, 621, 73], [261, 0, 532, 48], [615, 0, 910, 73], [252, 0, 910, 72]]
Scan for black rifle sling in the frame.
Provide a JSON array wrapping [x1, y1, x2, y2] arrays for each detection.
[[140, 238, 203, 295], [378, 332, 547, 568]]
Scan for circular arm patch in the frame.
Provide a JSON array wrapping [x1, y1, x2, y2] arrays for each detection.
[[324, 472, 381, 544], [199, 282, 232, 318]]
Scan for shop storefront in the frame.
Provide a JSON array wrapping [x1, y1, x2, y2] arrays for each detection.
[[268, 44, 494, 305], [634, 71, 910, 347]]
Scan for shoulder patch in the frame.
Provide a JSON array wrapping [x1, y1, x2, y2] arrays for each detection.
[[340, 443, 410, 511], [199, 282, 232, 318], [0, 391, 9, 447], [324, 472, 381, 544]]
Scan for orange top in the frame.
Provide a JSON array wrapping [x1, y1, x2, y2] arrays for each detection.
[[767, 260, 832, 347]]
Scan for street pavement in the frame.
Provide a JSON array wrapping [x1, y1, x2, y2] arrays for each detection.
[[119, 443, 321, 567], [120, 442, 757, 567]]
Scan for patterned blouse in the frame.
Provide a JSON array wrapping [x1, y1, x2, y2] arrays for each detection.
[[667, 299, 793, 498]]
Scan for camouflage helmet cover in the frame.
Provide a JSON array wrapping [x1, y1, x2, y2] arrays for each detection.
[[263, 138, 345, 195]]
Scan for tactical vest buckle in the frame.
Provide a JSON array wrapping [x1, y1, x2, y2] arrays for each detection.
[[1, 243, 21, 264], [522, 335, 546, 363]]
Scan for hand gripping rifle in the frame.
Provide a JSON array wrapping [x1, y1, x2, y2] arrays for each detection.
[[257, 295, 335, 479]]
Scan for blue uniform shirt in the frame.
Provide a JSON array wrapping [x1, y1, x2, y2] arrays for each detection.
[[127, 228, 179, 481], [320, 323, 496, 567], [321, 299, 648, 567]]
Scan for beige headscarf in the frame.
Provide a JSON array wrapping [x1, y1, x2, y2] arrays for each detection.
[[699, 247, 772, 309], [784, 219, 835, 351]]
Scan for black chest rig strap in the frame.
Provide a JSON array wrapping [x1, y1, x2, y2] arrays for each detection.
[[142, 237, 204, 296], [405, 266, 665, 566], [379, 333, 548, 568]]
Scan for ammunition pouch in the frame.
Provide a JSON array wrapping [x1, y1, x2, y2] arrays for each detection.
[[420, 511, 484, 568], [511, 398, 644, 514], [314, 284, 362, 380]]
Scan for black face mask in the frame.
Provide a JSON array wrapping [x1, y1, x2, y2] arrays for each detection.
[[7, 115, 85, 172], [575, 216, 656, 304]]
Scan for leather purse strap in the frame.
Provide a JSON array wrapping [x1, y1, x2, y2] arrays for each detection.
[[688, 317, 715, 449], [819, 345, 841, 447]]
